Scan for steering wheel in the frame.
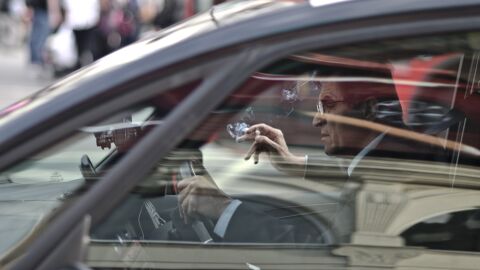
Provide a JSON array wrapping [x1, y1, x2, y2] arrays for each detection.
[[136, 148, 214, 243], [91, 146, 217, 243]]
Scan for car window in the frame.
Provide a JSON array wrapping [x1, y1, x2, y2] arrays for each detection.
[[1, 107, 153, 185], [0, 107, 155, 258], [88, 32, 480, 269], [0, 81, 198, 264]]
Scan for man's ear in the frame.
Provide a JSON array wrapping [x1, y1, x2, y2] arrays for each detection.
[[362, 98, 377, 120]]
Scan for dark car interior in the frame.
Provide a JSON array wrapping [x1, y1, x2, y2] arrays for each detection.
[[87, 77, 339, 246], [83, 38, 480, 252]]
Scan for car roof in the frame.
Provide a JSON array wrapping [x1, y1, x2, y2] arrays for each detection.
[[1, 0, 480, 147]]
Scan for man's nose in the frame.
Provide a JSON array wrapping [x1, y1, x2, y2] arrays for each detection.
[[312, 111, 326, 127]]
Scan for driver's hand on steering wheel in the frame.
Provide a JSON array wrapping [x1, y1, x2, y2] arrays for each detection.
[[177, 176, 232, 224]]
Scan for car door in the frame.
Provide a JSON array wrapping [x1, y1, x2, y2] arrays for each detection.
[[8, 0, 480, 269]]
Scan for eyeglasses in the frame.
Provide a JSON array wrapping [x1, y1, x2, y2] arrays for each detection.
[[316, 99, 345, 114]]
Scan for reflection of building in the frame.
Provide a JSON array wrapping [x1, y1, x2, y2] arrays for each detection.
[[332, 158, 480, 269], [350, 158, 479, 242]]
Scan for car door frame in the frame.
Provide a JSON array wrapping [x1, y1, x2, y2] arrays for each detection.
[[10, 2, 480, 269]]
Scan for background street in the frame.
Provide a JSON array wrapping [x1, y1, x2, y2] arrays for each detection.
[[0, 45, 51, 109]]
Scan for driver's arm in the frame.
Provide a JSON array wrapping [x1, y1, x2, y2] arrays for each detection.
[[178, 176, 295, 242]]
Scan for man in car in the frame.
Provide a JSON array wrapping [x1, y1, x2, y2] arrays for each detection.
[[177, 65, 419, 242]]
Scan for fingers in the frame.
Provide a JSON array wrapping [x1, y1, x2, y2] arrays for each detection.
[[178, 176, 200, 223], [177, 176, 210, 223], [177, 176, 194, 192], [181, 193, 197, 224], [256, 134, 282, 152], [244, 127, 263, 161], [177, 176, 231, 222], [178, 181, 194, 223], [244, 135, 282, 164], [236, 131, 255, 142], [237, 123, 276, 142], [248, 123, 272, 134], [244, 140, 258, 161], [186, 196, 196, 218]]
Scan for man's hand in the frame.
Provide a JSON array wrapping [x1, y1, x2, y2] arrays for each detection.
[[237, 123, 305, 173], [177, 176, 232, 224]]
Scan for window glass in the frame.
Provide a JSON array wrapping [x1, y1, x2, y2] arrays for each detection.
[[2, 107, 154, 186], [88, 32, 480, 269], [402, 209, 480, 252], [0, 107, 154, 258], [0, 81, 196, 263]]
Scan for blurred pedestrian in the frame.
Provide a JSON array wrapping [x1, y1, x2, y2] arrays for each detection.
[[0, 0, 8, 13], [94, 0, 140, 59], [0, 0, 29, 49], [25, 0, 50, 77], [61, 0, 100, 68], [120, 0, 141, 46], [150, 0, 177, 29]]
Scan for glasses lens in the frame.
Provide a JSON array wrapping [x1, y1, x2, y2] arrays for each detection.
[[317, 101, 324, 114]]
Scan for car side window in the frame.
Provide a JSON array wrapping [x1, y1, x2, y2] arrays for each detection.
[[0, 81, 197, 264], [1, 107, 152, 185], [88, 32, 480, 269], [0, 106, 155, 257]]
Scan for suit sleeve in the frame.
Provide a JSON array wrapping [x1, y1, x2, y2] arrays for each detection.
[[221, 203, 295, 243]]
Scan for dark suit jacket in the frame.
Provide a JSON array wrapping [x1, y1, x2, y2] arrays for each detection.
[[222, 203, 295, 243]]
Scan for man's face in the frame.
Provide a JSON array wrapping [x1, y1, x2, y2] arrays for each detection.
[[312, 81, 366, 155]]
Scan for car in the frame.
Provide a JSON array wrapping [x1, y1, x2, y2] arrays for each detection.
[[1, 0, 480, 269]]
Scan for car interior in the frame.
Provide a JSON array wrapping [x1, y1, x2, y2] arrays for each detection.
[[89, 72, 341, 246], [86, 35, 480, 259]]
